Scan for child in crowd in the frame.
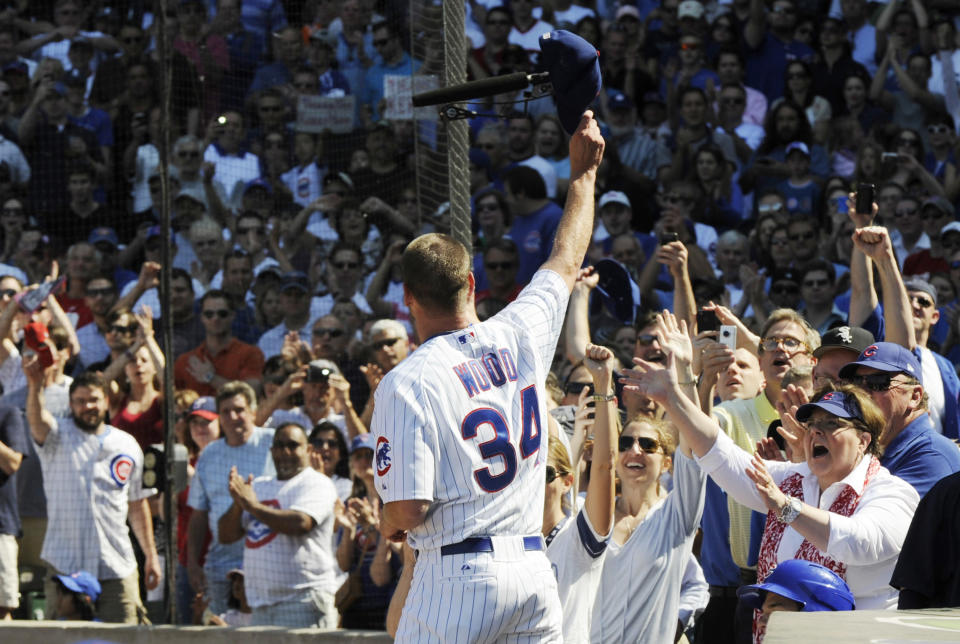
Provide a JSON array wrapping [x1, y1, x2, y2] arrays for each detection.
[[778, 142, 821, 217]]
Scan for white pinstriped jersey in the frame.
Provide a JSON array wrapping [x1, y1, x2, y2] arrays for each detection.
[[36, 420, 154, 579], [546, 509, 610, 643], [373, 269, 569, 552]]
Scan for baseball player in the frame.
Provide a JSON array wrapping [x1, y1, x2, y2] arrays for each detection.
[[372, 111, 605, 642]]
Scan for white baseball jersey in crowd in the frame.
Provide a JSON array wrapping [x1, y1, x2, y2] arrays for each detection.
[[37, 419, 153, 578], [373, 269, 569, 641], [241, 468, 339, 609], [545, 508, 610, 643]]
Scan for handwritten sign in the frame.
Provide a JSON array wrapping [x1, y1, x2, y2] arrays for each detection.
[[296, 95, 356, 134], [384, 74, 440, 121]]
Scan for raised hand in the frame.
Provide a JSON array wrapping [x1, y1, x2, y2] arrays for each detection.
[[776, 403, 807, 463], [851, 226, 894, 262], [655, 310, 692, 366], [755, 437, 786, 462], [583, 342, 616, 385], [572, 387, 595, 441], [569, 111, 605, 179], [620, 351, 679, 406], [745, 453, 788, 515], [656, 241, 688, 277]]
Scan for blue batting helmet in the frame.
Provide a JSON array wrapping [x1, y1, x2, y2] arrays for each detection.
[[737, 559, 855, 612]]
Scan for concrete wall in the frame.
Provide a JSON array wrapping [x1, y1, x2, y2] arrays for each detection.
[[0, 622, 394, 644]]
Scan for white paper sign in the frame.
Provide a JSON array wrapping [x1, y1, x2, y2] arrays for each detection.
[[296, 95, 356, 133], [384, 74, 440, 121]]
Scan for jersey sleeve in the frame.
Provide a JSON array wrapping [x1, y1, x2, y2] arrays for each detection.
[[495, 269, 570, 372], [372, 371, 437, 505], [575, 508, 610, 559]]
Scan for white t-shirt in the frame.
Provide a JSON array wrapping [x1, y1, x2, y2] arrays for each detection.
[[242, 468, 339, 608]]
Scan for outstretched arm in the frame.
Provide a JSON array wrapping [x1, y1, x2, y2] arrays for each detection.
[[852, 226, 915, 349], [582, 344, 618, 536], [541, 111, 605, 291]]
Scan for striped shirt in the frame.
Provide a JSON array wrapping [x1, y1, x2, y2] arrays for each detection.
[[373, 269, 569, 551]]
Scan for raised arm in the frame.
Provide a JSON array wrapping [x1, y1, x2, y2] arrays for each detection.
[[847, 194, 879, 327], [541, 111, 605, 291], [24, 354, 55, 445], [581, 343, 618, 536], [563, 267, 598, 366], [852, 226, 915, 349]]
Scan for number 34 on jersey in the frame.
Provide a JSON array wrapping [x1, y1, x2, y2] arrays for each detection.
[[452, 348, 543, 494]]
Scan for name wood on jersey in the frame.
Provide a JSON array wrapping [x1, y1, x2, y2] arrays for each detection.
[[452, 348, 520, 397]]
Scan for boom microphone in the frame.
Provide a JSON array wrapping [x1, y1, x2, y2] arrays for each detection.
[[411, 72, 551, 107]]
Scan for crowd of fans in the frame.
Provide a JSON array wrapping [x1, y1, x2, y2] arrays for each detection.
[[0, 0, 955, 639]]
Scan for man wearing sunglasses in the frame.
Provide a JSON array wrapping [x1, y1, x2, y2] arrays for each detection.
[[839, 342, 960, 497], [699, 309, 817, 644], [257, 271, 316, 361], [849, 225, 960, 441], [175, 290, 265, 396]]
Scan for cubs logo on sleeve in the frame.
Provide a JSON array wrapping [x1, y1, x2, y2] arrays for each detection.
[[109, 454, 135, 488], [245, 499, 281, 548], [376, 436, 391, 476]]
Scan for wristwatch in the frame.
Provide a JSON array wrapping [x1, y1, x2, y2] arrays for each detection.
[[778, 496, 803, 524]]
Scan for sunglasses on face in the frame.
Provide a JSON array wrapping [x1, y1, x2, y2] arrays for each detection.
[[372, 337, 402, 351], [178, 150, 200, 159], [786, 72, 807, 80], [928, 124, 950, 135], [803, 278, 829, 288], [109, 324, 138, 334], [564, 381, 593, 396], [310, 438, 339, 449], [720, 97, 745, 105], [910, 294, 933, 309], [546, 465, 560, 484], [313, 328, 345, 338], [759, 336, 806, 352], [202, 309, 231, 319], [805, 418, 855, 434], [332, 261, 360, 270], [848, 373, 906, 392], [618, 435, 661, 453], [788, 231, 815, 241], [635, 333, 658, 347], [758, 203, 784, 214], [85, 287, 115, 298], [771, 283, 799, 295], [272, 440, 303, 450]]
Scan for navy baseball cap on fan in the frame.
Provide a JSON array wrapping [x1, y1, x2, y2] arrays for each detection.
[[538, 30, 602, 135], [53, 571, 102, 603], [608, 91, 633, 111], [188, 396, 218, 421], [88, 227, 119, 248], [903, 277, 937, 307], [280, 271, 309, 293], [837, 342, 921, 380], [351, 433, 375, 453], [795, 390, 862, 423]]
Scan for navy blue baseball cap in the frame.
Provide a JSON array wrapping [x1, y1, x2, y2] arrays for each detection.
[[795, 391, 862, 423], [589, 258, 640, 325], [538, 30, 602, 135], [838, 341, 921, 380], [351, 433, 375, 453]]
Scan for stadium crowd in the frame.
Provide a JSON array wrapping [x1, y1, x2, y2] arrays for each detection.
[[0, 0, 956, 640]]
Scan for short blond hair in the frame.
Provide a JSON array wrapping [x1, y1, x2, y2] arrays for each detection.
[[761, 309, 820, 354]]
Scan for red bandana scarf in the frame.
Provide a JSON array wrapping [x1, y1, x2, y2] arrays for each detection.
[[752, 455, 880, 643]]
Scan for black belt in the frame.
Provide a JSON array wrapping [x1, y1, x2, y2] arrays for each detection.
[[440, 536, 544, 556], [709, 585, 740, 599]]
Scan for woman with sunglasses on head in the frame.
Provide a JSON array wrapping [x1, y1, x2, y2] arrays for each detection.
[[622, 342, 920, 643], [591, 312, 708, 643]]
